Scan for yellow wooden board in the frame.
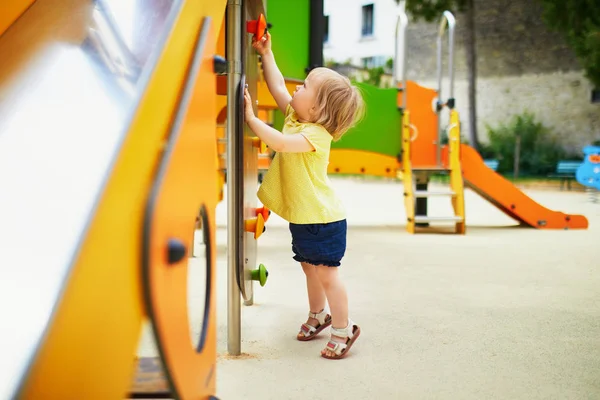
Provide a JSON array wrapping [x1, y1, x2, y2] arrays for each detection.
[[329, 149, 400, 178], [0, 0, 35, 37]]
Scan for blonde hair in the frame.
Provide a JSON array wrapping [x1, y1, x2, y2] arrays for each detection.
[[308, 67, 365, 141]]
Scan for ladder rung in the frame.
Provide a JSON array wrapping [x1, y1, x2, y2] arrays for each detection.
[[413, 190, 455, 197], [413, 215, 463, 223], [412, 166, 450, 172]]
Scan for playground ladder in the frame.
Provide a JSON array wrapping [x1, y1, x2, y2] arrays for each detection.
[[402, 110, 466, 234]]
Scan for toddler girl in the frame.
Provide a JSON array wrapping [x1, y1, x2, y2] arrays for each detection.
[[244, 32, 364, 360]]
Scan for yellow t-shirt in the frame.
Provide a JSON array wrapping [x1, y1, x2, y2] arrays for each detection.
[[257, 105, 346, 224]]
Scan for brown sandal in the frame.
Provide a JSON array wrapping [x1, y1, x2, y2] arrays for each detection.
[[321, 320, 361, 359], [297, 309, 332, 341]]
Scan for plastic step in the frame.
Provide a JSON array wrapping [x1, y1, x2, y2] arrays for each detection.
[[412, 166, 450, 173], [413, 215, 463, 223], [413, 190, 455, 197]]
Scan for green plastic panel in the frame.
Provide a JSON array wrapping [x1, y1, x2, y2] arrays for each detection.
[[266, 0, 310, 130], [266, 0, 309, 79], [332, 83, 402, 157]]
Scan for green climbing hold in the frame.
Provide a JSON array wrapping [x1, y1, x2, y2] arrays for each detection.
[[251, 263, 268, 287]]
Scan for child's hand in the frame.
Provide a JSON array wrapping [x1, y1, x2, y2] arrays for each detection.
[[244, 87, 256, 122], [252, 32, 272, 56]]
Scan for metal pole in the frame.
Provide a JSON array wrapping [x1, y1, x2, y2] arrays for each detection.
[[308, 0, 325, 71], [444, 11, 456, 102], [226, 0, 242, 356], [435, 11, 456, 166], [401, 11, 408, 109], [393, 15, 399, 87], [436, 33, 443, 110], [394, 9, 409, 107], [435, 24, 443, 166]]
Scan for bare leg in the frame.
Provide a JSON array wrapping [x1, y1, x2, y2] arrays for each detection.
[[297, 262, 328, 339], [315, 266, 350, 357]]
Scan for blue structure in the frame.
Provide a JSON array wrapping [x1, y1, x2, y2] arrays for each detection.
[[576, 146, 600, 190]]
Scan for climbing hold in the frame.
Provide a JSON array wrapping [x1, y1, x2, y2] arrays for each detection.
[[251, 137, 267, 153], [246, 14, 268, 40], [255, 206, 271, 222], [244, 213, 266, 239], [251, 263, 269, 287]]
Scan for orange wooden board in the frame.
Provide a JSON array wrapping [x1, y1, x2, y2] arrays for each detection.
[[402, 80, 439, 168]]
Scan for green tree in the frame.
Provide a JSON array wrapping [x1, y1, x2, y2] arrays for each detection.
[[396, 0, 479, 150], [540, 0, 600, 88]]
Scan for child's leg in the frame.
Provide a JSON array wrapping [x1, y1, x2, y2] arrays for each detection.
[[314, 266, 348, 330], [301, 262, 327, 315], [315, 266, 352, 357], [297, 262, 330, 340], [315, 265, 361, 359]]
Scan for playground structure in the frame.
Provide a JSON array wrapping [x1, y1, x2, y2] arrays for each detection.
[[576, 146, 600, 203], [394, 10, 588, 232], [0, 0, 274, 398]]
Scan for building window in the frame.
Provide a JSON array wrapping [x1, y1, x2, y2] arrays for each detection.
[[361, 56, 386, 69], [323, 15, 329, 43], [362, 4, 374, 37]]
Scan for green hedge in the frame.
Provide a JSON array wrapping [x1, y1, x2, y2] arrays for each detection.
[[479, 112, 581, 176]]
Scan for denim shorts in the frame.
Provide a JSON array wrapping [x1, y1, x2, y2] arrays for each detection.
[[289, 219, 347, 267]]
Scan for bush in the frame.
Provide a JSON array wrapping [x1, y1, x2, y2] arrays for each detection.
[[480, 112, 571, 176]]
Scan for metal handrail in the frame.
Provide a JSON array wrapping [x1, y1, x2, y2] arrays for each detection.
[[226, 0, 242, 357], [394, 9, 409, 108], [436, 11, 456, 108], [435, 11, 456, 166]]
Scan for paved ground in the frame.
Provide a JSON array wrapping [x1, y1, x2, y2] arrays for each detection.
[[140, 177, 600, 399]]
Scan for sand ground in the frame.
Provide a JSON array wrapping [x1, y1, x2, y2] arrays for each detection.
[[138, 177, 600, 399]]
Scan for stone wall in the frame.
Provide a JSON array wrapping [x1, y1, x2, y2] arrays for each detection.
[[403, 0, 600, 151]]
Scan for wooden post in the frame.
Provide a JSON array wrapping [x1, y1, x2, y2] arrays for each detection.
[[514, 134, 521, 180]]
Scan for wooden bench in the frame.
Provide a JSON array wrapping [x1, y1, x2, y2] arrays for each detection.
[[548, 160, 582, 190], [483, 159, 499, 171]]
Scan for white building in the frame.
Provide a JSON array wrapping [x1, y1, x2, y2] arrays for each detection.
[[323, 0, 403, 70]]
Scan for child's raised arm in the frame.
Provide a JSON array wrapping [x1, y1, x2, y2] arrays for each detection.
[[252, 33, 292, 115]]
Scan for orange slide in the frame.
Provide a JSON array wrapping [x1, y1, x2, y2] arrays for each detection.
[[450, 145, 589, 230]]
